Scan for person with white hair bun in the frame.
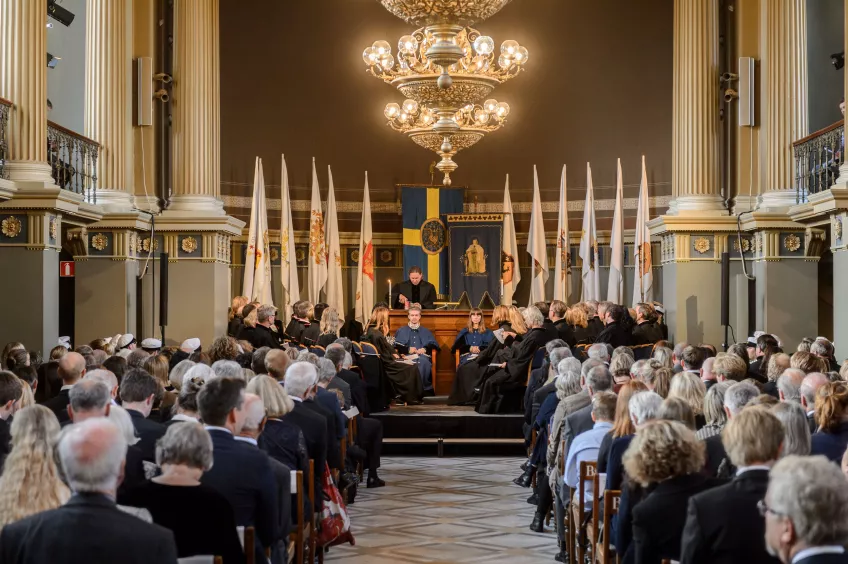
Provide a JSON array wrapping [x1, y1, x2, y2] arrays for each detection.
[[121, 422, 245, 562]]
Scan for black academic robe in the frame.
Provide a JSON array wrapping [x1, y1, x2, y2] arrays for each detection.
[[476, 327, 548, 414], [391, 280, 437, 310], [632, 321, 664, 346], [553, 319, 577, 347], [362, 328, 422, 403], [596, 321, 634, 348]]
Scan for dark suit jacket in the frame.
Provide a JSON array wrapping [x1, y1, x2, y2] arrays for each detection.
[[391, 280, 437, 309], [563, 402, 595, 454], [703, 434, 732, 478], [0, 416, 10, 469], [337, 369, 369, 415], [588, 317, 604, 341], [680, 469, 776, 564], [201, 429, 279, 564], [553, 319, 577, 347], [794, 553, 848, 564], [810, 422, 848, 463], [316, 387, 346, 442], [0, 492, 177, 564], [125, 408, 166, 462], [116, 444, 146, 504], [596, 322, 634, 348], [41, 387, 71, 423], [632, 321, 664, 346], [303, 397, 341, 470], [282, 401, 328, 509], [808, 412, 818, 434], [626, 473, 720, 564], [251, 324, 281, 350], [505, 327, 549, 381]]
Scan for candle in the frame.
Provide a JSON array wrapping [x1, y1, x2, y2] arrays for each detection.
[[500, 280, 504, 299], [388, 279, 391, 307]]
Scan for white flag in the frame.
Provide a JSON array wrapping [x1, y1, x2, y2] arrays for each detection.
[[501, 175, 521, 305], [527, 165, 549, 304], [579, 162, 600, 301], [552, 165, 571, 303], [242, 157, 274, 305], [354, 172, 375, 325], [280, 155, 300, 321], [607, 158, 625, 304], [324, 166, 344, 322], [632, 155, 654, 305], [307, 157, 327, 304]]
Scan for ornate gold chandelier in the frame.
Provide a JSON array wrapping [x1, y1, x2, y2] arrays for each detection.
[[364, 0, 528, 185]]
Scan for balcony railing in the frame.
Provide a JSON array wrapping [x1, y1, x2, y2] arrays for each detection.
[[0, 97, 10, 180], [793, 120, 844, 203], [48, 120, 99, 203]]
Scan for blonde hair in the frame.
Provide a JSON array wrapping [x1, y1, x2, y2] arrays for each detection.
[[490, 305, 510, 327], [713, 353, 748, 382], [721, 406, 784, 466], [815, 381, 848, 433], [247, 375, 295, 417], [507, 306, 528, 334], [567, 306, 588, 328], [320, 307, 341, 335], [653, 367, 673, 398], [17, 379, 35, 409], [142, 354, 170, 388], [466, 308, 485, 332], [791, 351, 829, 375], [0, 406, 70, 529], [612, 380, 648, 438], [668, 372, 706, 415], [229, 296, 249, 321], [243, 308, 258, 329], [365, 306, 390, 336], [623, 419, 705, 487]]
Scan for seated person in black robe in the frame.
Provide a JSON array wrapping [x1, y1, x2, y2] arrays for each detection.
[[285, 300, 320, 346], [447, 305, 513, 405], [596, 304, 634, 349], [631, 303, 664, 345], [361, 305, 422, 404], [391, 266, 437, 310], [476, 305, 549, 414]]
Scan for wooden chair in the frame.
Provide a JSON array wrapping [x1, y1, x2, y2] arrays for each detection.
[[309, 345, 326, 357], [571, 461, 597, 564], [586, 470, 602, 564], [631, 342, 654, 361], [243, 526, 255, 564], [351, 341, 362, 355], [594, 490, 621, 564], [359, 342, 378, 355]]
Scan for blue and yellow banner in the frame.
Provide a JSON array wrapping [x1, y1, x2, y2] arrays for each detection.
[[401, 186, 464, 297]]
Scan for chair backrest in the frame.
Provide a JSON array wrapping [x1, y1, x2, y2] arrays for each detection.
[[632, 343, 654, 361], [599, 490, 622, 564], [309, 345, 326, 357], [241, 526, 255, 564], [177, 557, 218, 564], [360, 342, 378, 355], [578, 460, 597, 515], [351, 341, 362, 354]]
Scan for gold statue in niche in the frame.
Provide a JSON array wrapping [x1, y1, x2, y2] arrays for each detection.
[[464, 237, 487, 275]]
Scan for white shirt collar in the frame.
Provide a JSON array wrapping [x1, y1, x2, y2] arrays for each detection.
[[171, 413, 198, 423], [792, 547, 845, 563], [61, 384, 74, 391], [203, 425, 232, 435], [807, 409, 815, 417], [735, 465, 771, 476], [290, 396, 303, 403], [234, 436, 258, 446]]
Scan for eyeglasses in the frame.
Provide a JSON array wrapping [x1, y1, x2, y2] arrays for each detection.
[[757, 499, 785, 518]]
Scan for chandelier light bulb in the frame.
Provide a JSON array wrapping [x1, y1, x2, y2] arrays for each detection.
[[403, 99, 419, 114], [497, 102, 510, 117], [399, 112, 409, 123], [497, 54, 512, 69], [384, 102, 400, 119], [362, 47, 378, 66], [501, 40, 519, 56], [473, 35, 495, 55], [484, 99, 498, 113], [373, 40, 392, 56], [398, 35, 418, 54], [474, 109, 490, 124], [463, 104, 474, 112], [379, 53, 395, 71], [514, 46, 529, 64]]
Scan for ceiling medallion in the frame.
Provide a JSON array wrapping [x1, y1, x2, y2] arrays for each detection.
[[783, 234, 801, 252], [693, 237, 711, 255], [91, 233, 108, 251], [1, 216, 22, 238], [364, 3, 527, 185], [181, 236, 198, 254]]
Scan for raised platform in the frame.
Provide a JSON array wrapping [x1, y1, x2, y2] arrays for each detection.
[[372, 396, 525, 456]]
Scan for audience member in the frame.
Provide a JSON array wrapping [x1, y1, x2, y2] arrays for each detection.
[[765, 353, 792, 396], [681, 407, 784, 564], [0, 418, 178, 562], [209, 336, 239, 363], [167, 360, 196, 392], [704, 381, 760, 477], [166, 377, 204, 426], [67, 379, 111, 423], [0, 405, 69, 529], [0, 372, 23, 464], [800, 372, 828, 432], [668, 372, 707, 428], [810, 381, 848, 462], [713, 353, 748, 383], [563, 391, 616, 511], [762, 456, 848, 564], [120, 369, 166, 462], [791, 352, 828, 375], [85, 369, 119, 402], [607, 391, 663, 492], [197, 376, 278, 563], [42, 351, 85, 423], [696, 381, 731, 440], [657, 396, 697, 429], [772, 402, 811, 457], [126, 349, 150, 369], [251, 346, 271, 376], [778, 368, 806, 404]]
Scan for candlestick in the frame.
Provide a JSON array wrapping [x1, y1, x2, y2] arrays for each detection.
[[388, 279, 391, 308]]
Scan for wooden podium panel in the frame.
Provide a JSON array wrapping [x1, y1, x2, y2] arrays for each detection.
[[389, 310, 492, 396]]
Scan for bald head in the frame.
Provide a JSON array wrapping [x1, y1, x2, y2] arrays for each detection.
[[58, 352, 86, 384], [701, 357, 716, 381], [777, 368, 805, 403], [85, 369, 119, 399], [800, 372, 829, 411], [264, 349, 290, 382], [58, 418, 127, 495], [240, 392, 266, 435]]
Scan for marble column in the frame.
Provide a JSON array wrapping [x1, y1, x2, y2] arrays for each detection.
[[671, 0, 726, 215], [169, 0, 223, 214], [0, 0, 53, 184], [758, 0, 808, 210], [85, 0, 134, 212]]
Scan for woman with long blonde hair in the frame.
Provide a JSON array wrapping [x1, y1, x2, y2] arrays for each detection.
[[451, 308, 494, 366], [227, 295, 249, 337], [317, 307, 341, 348], [0, 406, 70, 529], [362, 306, 423, 404]]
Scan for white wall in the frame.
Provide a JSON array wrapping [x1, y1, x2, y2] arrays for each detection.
[[46, 0, 86, 134]]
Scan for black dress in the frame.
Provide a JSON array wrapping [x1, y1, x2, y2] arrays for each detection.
[[362, 328, 422, 403], [572, 324, 593, 345], [317, 333, 337, 348], [448, 324, 510, 405], [122, 481, 245, 563]]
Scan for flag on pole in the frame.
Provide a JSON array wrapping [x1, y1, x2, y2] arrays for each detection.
[[552, 165, 571, 303], [242, 157, 274, 305], [501, 175, 521, 305], [579, 162, 600, 301], [324, 166, 344, 322], [527, 165, 549, 305], [632, 155, 654, 305], [307, 157, 327, 304], [607, 158, 625, 304], [355, 172, 375, 325], [280, 155, 300, 321]]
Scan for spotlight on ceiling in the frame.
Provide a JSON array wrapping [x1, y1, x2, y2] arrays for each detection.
[[47, 0, 75, 27], [47, 52, 61, 69], [831, 51, 844, 71]]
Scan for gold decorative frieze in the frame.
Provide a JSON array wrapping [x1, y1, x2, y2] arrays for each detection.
[[140, 237, 159, 253], [1, 216, 22, 238], [783, 234, 801, 252], [181, 236, 198, 254], [91, 233, 108, 251], [733, 237, 750, 253], [693, 237, 710, 255]]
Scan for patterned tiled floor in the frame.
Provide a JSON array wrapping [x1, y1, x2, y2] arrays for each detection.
[[325, 457, 559, 563]]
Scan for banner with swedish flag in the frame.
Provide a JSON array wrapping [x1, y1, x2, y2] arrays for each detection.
[[401, 186, 464, 298]]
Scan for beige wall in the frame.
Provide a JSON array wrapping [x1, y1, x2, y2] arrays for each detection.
[[755, 260, 818, 351], [74, 260, 137, 344], [0, 248, 59, 354]]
